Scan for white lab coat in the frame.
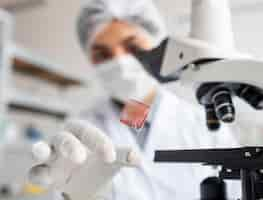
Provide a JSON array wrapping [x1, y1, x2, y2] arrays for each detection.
[[81, 88, 263, 200]]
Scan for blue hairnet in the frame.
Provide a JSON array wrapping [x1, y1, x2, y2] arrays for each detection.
[[77, 0, 167, 50]]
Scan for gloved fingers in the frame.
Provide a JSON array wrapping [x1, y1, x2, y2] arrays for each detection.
[[52, 131, 88, 164], [64, 120, 116, 163], [29, 152, 78, 191], [28, 164, 53, 189], [31, 141, 52, 163], [115, 147, 142, 167]]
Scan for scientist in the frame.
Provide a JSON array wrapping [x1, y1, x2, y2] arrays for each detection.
[[29, 0, 256, 199]]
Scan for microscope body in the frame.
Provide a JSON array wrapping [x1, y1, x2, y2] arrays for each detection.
[[155, 146, 263, 200], [160, 0, 263, 90], [136, 1, 263, 199], [136, 0, 263, 131]]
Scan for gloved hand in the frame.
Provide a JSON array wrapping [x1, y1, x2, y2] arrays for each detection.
[[29, 120, 141, 200]]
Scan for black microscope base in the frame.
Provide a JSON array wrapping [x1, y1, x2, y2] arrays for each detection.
[[154, 147, 263, 200]]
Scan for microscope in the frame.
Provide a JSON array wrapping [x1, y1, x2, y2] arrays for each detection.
[[134, 0, 263, 199]]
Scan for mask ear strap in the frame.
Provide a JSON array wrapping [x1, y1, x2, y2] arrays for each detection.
[[133, 38, 177, 83]]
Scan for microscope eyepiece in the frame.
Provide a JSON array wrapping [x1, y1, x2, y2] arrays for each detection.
[[212, 88, 235, 123]]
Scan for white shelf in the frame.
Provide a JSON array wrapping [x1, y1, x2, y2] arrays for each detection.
[[9, 44, 87, 86], [0, 0, 44, 10], [6, 89, 72, 118], [0, 13, 85, 119]]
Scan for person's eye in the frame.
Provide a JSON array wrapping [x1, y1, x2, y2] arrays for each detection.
[[92, 51, 112, 63], [126, 43, 141, 54]]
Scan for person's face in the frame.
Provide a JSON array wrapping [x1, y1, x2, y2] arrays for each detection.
[[88, 20, 153, 65]]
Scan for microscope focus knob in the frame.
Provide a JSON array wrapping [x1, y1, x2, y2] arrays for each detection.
[[200, 177, 227, 200]]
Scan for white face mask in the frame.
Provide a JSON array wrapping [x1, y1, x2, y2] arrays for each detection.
[[94, 55, 158, 102]]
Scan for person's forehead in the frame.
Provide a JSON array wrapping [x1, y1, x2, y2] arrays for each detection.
[[92, 20, 146, 47]]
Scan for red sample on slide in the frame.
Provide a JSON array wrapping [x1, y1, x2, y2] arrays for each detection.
[[120, 100, 150, 130]]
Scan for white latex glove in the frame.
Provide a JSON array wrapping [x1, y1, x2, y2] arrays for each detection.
[[29, 120, 141, 200]]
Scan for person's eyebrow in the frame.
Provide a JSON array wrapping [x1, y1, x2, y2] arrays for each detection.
[[121, 35, 137, 45], [92, 44, 111, 52]]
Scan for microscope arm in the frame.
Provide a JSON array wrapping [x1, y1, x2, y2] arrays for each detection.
[[178, 58, 263, 91], [135, 37, 261, 88]]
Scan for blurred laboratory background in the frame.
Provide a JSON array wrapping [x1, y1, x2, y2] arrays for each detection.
[[0, 0, 262, 199]]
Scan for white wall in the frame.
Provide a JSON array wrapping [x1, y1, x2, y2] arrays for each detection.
[[14, 0, 88, 74], [155, 0, 263, 59], [233, 11, 263, 58]]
